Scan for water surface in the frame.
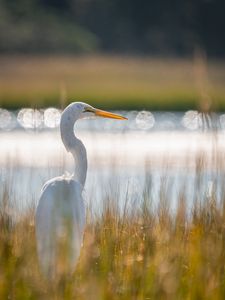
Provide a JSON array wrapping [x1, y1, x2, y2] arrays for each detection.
[[1, 109, 225, 215]]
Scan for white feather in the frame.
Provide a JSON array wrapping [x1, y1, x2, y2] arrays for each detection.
[[35, 102, 126, 279], [35, 102, 90, 279]]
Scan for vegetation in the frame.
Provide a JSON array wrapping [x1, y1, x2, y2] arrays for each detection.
[[0, 55, 225, 111], [0, 0, 224, 56], [1, 151, 225, 299], [1, 0, 224, 295]]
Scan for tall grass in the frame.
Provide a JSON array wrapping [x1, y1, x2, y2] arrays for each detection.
[[1, 154, 225, 300], [1, 53, 225, 299]]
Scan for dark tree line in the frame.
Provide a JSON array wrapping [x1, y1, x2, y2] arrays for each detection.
[[0, 0, 224, 56]]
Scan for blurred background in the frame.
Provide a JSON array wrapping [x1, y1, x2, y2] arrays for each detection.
[[0, 0, 224, 111], [1, 2, 225, 298], [1, 0, 225, 55], [0, 0, 225, 211]]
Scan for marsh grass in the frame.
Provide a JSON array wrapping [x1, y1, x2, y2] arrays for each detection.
[[1, 153, 225, 300], [0, 50, 224, 297], [0, 55, 225, 111]]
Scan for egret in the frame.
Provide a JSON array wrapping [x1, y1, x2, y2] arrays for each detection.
[[35, 102, 127, 279]]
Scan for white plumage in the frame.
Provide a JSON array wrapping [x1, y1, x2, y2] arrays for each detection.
[[35, 102, 126, 279], [36, 177, 85, 277]]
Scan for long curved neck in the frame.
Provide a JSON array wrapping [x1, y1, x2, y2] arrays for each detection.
[[60, 114, 87, 188]]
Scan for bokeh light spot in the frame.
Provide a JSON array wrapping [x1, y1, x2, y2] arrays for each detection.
[[17, 109, 43, 129], [0, 109, 15, 130], [135, 111, 155, 130], [44, 108, 61, 128], [182, 110, 203, 130]]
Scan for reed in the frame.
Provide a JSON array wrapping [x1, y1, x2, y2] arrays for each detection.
[[0, 153, 225, 300]]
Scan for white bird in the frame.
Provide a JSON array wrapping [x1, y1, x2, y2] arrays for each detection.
[[35, 102, 127, 279]]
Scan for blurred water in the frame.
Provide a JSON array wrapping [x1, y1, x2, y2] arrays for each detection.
[[1, 108, 225, 215], [0, 108, 224, 131]]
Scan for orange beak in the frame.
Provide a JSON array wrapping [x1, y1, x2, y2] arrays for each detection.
[[94, 109, 127, 120]]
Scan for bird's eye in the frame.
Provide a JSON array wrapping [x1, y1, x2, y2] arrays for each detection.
[[83, 107, 93, 113]]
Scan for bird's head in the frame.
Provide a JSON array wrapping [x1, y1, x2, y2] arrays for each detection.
[[67, 102, 127, 121]]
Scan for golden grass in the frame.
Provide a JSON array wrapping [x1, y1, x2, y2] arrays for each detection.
[[0, 55, 225, 110], [1, 157, 225, 299], [1, 55, 225, 298]]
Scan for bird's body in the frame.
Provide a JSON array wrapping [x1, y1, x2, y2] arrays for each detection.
[[36, 176, 85, 276], [35, 102, 126, 279]]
